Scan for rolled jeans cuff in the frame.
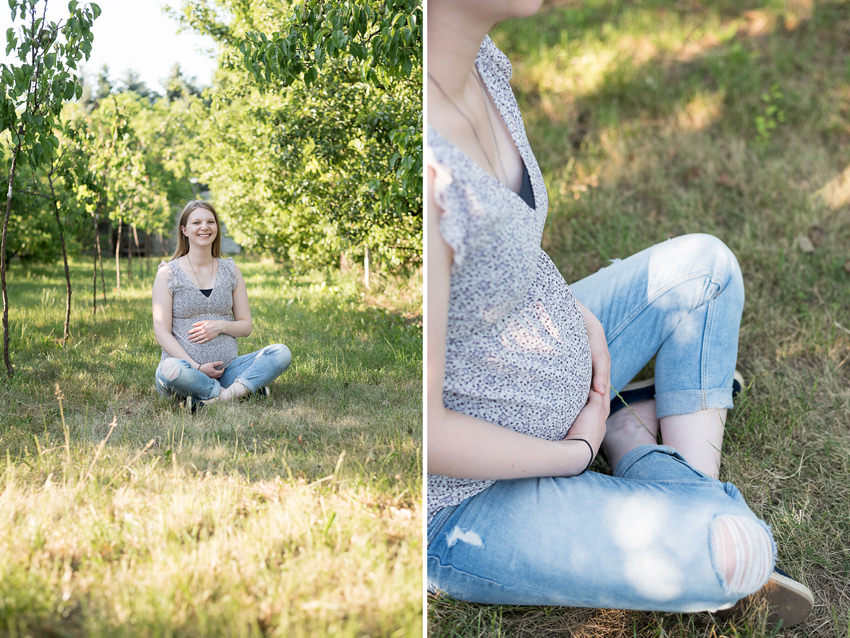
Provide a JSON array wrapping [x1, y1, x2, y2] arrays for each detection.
[[655, 387, 734, 419]]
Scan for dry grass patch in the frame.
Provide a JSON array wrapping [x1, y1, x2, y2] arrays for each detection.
[[1, 258, 422, 636]]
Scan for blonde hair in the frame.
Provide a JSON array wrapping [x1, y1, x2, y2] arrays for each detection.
[[171, 200, 221, 260]]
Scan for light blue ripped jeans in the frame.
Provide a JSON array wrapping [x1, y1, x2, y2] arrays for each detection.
[[155, 343, 291, 401], [428, 234, 775, 611], [572, 232, 746, 416]]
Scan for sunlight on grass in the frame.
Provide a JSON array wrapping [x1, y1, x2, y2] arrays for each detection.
[[815, 163, 850, 211], [0, 257, 422, 636], [676, 91, 725, 131], [0, 463, 421, 637]]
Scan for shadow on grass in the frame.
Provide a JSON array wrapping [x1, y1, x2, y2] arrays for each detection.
[[504, 1, 848, 129], [1, 259, 421, 502]]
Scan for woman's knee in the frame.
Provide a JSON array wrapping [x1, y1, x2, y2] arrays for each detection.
[[155, 357, 190, 396], [158, 357, 187, 381], [264, 343, 292, 372], [653, 234, 744, 313], [709, 513, 775, 597], [681, 234, 743, 295]]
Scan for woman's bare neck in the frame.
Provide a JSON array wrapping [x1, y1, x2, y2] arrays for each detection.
[[185, 249, 214, 267], [428, 11, 491, 99]]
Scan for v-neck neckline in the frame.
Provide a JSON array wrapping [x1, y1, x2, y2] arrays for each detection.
[[177, 257, 219, 294], [428, 126, 537, 213], [428, 46, 537, 211]]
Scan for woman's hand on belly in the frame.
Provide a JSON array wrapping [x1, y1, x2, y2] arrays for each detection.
[[564, 389, 609, 461], [188, 320, 224, 344], [199, 361, 225, 379], [577, 301, 610, 397]]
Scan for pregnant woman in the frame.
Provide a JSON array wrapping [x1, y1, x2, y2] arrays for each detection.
[[152, 200, 291, 411], [426, 0, 812, 627]]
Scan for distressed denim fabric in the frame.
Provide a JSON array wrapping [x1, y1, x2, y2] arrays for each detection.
[[155, 343, 291, 400], [569, 233, 745, 418], [427, 445, 775, 611], [427, 234, 769, 609]]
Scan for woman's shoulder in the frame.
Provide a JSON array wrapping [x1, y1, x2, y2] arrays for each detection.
[[217, 257, 240, 286], [156, 259, 176, 277], [154, 259, 178, 292], [425, 140, 456, 209]]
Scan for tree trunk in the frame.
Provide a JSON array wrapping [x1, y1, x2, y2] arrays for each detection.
[[126, 221, 133, 283], [363, 245, 371, 289], [115, 217, 122, 293], [48, 167, 72, 344], [132, 224, 140, 278], [1, 143, 22, 377], [95, 210, 106, 304], [92, 214, 98, 315]]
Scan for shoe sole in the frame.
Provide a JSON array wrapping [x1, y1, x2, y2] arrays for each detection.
[[761, 570, 814, 628], [240, 387, 271, 402], [718, 570, 814, 629], [611, 370, 745, 414]]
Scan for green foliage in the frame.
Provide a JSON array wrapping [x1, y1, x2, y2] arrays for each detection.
[[4, 186, 60, 259], [64, 94, 172, 234], [1, 0, 99, 166], [237, 0, 421, 85], [1, 0, 100, 375], [754, 83, 786, 145], [0, 91, 200, 267], [176, 0, 422, 270], [1, 2, 201, 270]]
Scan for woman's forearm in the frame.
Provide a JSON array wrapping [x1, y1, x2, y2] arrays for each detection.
[[427, 405, 593, 480], [218, 318, 252, 338], [154, 329, 198, 366]]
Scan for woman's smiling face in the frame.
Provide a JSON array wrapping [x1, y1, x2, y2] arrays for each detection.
[[182, 208, 218, 247]]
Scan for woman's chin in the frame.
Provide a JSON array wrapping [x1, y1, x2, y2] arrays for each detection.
[[513, 0, 544, 18]]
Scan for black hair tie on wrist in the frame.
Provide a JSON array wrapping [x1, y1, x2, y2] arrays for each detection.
[[572, 438, 594, 475]]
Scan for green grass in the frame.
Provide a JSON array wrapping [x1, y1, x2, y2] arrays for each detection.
[[429, 1, 850, 636], [0, 256, 422, 636]]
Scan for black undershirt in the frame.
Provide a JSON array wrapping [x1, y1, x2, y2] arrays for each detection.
[[199, 288, 213, 298], [518, 163, 536, 210]]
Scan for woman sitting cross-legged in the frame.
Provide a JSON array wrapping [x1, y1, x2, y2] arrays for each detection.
[[152, 200, 291, 410], [426, 0, 813, 629]]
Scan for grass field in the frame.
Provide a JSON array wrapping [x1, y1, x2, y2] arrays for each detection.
[[429, 1, 850, 636], [0, 256, 422, 636]]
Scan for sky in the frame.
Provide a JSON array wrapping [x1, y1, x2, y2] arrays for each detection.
[[1, 0, 218, 94]]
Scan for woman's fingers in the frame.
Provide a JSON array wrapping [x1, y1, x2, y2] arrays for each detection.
[[567, 390, 608, 453], [188, 322, 211, 342], [592, 347, 611, 396], [198, 361, 224, 378], [188, 321, 221, 344], [578, 303, 611, 396]]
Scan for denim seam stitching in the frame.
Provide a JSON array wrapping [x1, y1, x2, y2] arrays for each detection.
[[700, 275, 723, 411], [605, 269, 715, 344], [427, 557, 565, 599]]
